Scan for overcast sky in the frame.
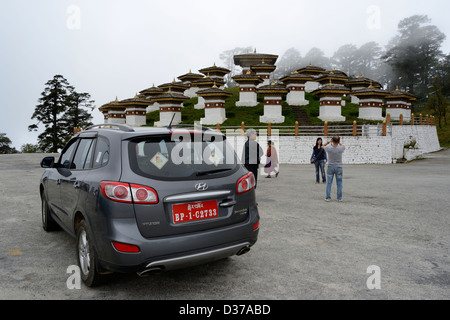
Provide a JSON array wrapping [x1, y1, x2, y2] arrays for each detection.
[[1, 0, 450, 149]]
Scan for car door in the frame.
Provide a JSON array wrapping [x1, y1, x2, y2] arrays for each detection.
[[58, 137, 95, 226], [45, 139, 79, 226]]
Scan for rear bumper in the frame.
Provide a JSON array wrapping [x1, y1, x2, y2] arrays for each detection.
[[138, 242, 252, 275], [95, 206, 259, 274], [98, 238, 258, 274]]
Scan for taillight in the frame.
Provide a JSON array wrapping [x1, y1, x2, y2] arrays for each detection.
[[101, 182, 132, 203], [237, 172, 256, 194], [100, 181, 158, 204], [112, 241, 140, 253], [113, 185, 129, 200], [129, 184, 158, 203]]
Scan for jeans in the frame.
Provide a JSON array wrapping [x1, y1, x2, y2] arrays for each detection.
[[314, 160, 326, 183], [326, 166, 343, 200]]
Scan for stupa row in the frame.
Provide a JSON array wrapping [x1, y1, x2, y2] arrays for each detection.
[[99, 51, 416, 126]]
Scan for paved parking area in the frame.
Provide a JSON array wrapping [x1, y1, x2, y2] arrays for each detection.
[[0, 150, 449, 299]]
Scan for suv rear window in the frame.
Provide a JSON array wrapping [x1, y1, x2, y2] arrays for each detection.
[[128, 132, 239, 180]]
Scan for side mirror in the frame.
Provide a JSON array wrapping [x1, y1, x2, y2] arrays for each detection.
[[41, 156, 55, 168]]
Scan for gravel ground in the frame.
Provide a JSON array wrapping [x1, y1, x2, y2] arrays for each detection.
[[0, 150, 449, 300]]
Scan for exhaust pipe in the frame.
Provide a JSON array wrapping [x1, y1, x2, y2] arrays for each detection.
[[236, 246, 251, 256], [136, 266, 164, 277]]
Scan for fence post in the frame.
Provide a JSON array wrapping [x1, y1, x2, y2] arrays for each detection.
[[426, 114, 429, 125], [241, 122, 245, 136], [382, 121, 386, 136], [386, 112, 390, 125], [324, 121, 328, 136], [419, 114, 422, 125], [353, 121, 357, 136], [399, 113, 403, 126], [295, 121, 299, 136], [411, 113, 414, 126], [267, 122, 271, 137], [216, 122, 221, 132]]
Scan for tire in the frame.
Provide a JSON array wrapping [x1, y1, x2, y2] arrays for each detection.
[[41, 194, 59, 232], [76, 220, 102, 287]]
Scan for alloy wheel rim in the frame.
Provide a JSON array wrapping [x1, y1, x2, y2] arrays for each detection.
[[41, 200, 46, 225], [78, 230, 90, 276]]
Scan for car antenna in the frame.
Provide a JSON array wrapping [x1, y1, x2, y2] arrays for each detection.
[[167, 113, 176, 130]]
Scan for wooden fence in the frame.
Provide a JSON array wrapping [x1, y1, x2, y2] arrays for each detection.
[[74, 113, 436, 137]]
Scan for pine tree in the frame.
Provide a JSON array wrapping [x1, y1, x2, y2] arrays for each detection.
[[29, 75, 72, 152], [383, 15, 446, 98], [61, 89, 94, 143], [426, 77, 448, 129], [29, 75, 95, 152], [0, 132, 17, 154]]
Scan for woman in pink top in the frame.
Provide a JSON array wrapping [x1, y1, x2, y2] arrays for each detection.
[[264, 140, 279, 178]]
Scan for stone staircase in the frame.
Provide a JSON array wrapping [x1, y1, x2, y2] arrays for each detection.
[[283, 105, 311, 126]]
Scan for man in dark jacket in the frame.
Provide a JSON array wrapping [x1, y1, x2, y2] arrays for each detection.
[[242, 129, 263, 187]]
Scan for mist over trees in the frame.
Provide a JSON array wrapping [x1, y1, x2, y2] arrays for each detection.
[[219, 46, 253, 87], [220, 15, 449, 111], [383, 15, 446, 100]]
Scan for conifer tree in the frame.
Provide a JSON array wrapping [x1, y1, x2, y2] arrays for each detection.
[[0, 132, 17, 154], [29, 75, 71, 152], [29, 75, 94, 152], [61, 89, 94, 143]]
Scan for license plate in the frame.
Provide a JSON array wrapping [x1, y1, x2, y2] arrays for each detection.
[[172, 200, 219, 224]]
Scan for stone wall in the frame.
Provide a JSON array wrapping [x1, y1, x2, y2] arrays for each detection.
[[226, 125, 441, 165], [391, 125, 441, 161]]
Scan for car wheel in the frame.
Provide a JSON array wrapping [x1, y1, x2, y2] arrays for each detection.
[[76, 220, 102, 287], [41, 194, 59, 231]]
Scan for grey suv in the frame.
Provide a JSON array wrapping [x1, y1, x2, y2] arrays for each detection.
[[40, 124, 259, 286]]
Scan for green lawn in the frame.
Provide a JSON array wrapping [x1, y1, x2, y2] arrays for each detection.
[[146, 86, 295, 127], [435, 114, 450, 147], [145, 87, 449, 147]]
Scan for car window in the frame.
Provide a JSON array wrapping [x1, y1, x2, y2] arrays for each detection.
[[83, 139, 95, 169], [59, 139, 78, 169], [128, 133, 239, 181], [93, 137, 110, 169], [72, 139, 95, 170]]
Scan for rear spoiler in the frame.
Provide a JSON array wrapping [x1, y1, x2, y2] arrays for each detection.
[[85, 124, 135, 132]]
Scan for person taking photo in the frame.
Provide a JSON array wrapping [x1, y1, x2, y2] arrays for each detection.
[[322, 136, 345, 202]]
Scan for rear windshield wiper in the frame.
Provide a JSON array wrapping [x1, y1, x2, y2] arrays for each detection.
[[195, 168, 232, 176]]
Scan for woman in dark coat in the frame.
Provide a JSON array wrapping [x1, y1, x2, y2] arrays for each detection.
[[310, 137, 327, 184]]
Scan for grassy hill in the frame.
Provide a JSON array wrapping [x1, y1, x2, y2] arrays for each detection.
[[146, 86, 295, 127], [145, 86, 450, 146], [435, 115, 450, 147], [146, 86, 358, 127]]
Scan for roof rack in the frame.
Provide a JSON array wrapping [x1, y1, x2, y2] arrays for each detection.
[[166, 124, 215, 132], [85, 124, 135, 132]]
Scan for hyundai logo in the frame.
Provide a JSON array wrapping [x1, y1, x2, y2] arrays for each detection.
[[195, 183, 208, 191]]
